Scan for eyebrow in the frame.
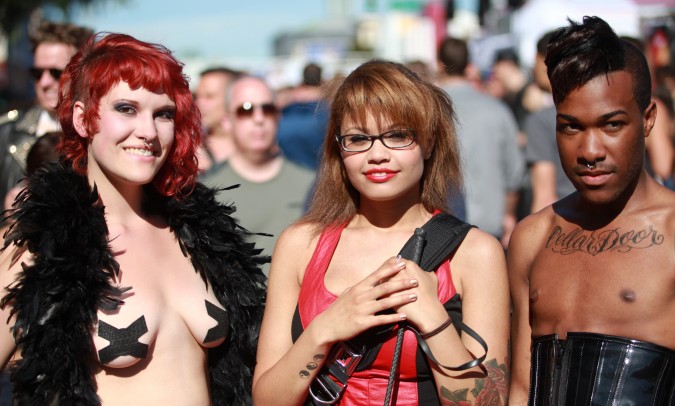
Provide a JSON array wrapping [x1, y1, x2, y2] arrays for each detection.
[[557, 110, 628, 122], [111, 99, 176, 111], [342, 123, 403, 134], [157, 104, 177, 112]]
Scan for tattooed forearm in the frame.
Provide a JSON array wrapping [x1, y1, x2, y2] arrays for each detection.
[[440, 387, 469, 406], [471, 358, 509, 405], [439, 356, 509, 406], [546, 225, 664, 255], [298, 354, 324, 379]]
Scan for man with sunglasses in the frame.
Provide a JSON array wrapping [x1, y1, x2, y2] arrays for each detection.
[[202, 75, 315, 276], [0, 21, 92, 210]]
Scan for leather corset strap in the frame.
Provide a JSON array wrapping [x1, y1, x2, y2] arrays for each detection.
[[530, 332, 675, 406]]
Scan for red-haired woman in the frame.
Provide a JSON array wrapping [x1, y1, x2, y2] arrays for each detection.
[[0, 33, 266, 405], [253, 60, 510, 405]]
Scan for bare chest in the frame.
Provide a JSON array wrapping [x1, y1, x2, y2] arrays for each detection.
[[93, 227, 227, 368], [529, 222, 675, 335]]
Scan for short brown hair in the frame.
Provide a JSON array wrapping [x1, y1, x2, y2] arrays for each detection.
[[302, 60, 463, 231], [438, 37, 469, 76], [29, 21, 93, 53]]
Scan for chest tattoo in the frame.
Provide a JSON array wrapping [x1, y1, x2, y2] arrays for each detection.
[[98, 316, 149, 364], [546, 225, 664, 255], [204, 300, 229, 344]]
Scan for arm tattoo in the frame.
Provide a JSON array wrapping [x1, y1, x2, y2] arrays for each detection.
[[439, 356, 510, 406], [546, 225, 664, 255], [298, 354, 324, 379], [471, 358, 509, 405], [440, 388, 470, 406]]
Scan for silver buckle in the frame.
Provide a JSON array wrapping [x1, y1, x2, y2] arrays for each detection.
[[309, 341, 363, 405]]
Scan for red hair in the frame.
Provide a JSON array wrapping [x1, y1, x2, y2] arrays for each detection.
[[57, 33, 201, 197]]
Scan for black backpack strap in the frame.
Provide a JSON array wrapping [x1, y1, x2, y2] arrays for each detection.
[[398, 213, 474, 272]]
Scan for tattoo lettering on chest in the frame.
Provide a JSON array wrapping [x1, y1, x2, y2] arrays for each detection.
[[546, 225, 664, 255], [97, 316, 149, 364]]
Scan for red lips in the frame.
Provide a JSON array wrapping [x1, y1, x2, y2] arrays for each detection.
[[364, 168, 398, 183]]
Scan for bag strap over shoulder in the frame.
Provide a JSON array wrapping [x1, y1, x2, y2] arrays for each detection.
[[398, 213, 474, 272]]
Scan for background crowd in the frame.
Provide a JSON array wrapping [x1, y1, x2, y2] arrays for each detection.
[[0, 1, 674, 405], [2, 6, 674, 253]]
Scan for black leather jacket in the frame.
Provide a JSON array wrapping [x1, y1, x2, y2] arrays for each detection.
[[0, 106, 42, 210]]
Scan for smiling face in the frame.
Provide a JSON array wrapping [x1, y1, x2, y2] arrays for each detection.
[[340, 112, 425, 205], [75, 81, 176, 191], [555, 71, 656, 205]]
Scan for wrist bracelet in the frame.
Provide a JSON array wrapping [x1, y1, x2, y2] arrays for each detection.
[[420, 317, 453, 339]]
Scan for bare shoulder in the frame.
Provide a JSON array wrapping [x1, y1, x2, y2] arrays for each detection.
[[273, 222, 320, 266], [269, 222, 321, 286], [510, 206, 558, 252], [275, 222, 317, 252], [457, 227, 504, 261], [451, 227, 506, 281], [653, 187, 675, 240], [636, 185, 675, 237], [654, 186, 675, 220]]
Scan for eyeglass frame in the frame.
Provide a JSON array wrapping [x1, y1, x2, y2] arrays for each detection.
[[29, 67, 63, 81], [233, 101, 278, 119], [335, 129, 417, 152]]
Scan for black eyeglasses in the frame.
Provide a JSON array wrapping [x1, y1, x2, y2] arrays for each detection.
[[29, 67, 63, 81], [336, 129, 416, 152], [234, 102, 278, 119]]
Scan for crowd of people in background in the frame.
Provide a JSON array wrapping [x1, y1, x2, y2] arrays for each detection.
[[0, 13, 673, 406]]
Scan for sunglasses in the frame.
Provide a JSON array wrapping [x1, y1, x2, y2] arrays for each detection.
[[235, 102, 278, 119], [29, 67, 63, 81]]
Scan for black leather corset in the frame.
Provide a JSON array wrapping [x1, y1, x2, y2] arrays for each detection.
[[529, 332, 675, 405]]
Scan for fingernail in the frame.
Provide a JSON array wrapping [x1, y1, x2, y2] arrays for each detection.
[[410, 279, 418, 287], [409, 294, 417, 301], [395, 255, 402, 264], [400, 313, 407, 320]]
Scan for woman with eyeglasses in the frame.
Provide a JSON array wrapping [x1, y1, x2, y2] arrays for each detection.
[[253, 60, 510, 405], [0, 33, 266, 405]]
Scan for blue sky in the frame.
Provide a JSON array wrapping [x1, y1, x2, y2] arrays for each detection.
[[71, 0, 333, 61]]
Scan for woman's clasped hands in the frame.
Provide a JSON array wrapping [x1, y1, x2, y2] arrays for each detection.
[[312, 255, 443, 345]]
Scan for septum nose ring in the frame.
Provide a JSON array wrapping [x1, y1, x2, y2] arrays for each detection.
[[586, 161, 596, 170], [141, 137, 150, 147]]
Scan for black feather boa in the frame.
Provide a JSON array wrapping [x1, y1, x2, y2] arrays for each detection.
[[1, 163, 268, 405]]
